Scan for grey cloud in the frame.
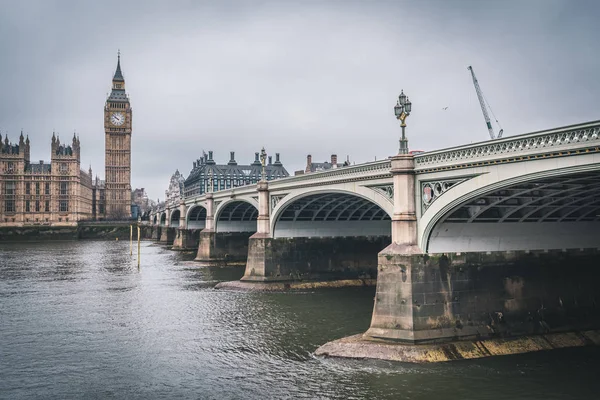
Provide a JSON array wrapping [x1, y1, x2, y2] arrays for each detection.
[[1, 0, 599, 199]]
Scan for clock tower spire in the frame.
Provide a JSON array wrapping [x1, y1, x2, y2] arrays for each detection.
[[112, 50, 125, 89], [104, 51, 132, 219]]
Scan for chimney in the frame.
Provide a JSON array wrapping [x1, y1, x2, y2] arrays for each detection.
[[228, 151, 237, 165], [305, 154, 312, 173], [275, 153, 281, 165], [331, 154, 337, 168], [193, 161, 197, 168], [255, 152, 259, 162], [268, 156, 272, 165], [205, 151, 215, 165]]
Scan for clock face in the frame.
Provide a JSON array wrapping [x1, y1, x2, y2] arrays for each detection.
[[110, 112, 125, 126]]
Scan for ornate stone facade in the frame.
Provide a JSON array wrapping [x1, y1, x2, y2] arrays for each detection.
[[184, 151, 289, 197], [131, 187, 154, 218], [165, 170, 185, 209], [0, 132, 93, 226], [104, 53, 132, 219], [92, 177, 106, 220], [0, 54, 137, 225]]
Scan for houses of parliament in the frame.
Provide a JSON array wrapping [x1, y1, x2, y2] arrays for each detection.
[[0, 54, 133, 226]]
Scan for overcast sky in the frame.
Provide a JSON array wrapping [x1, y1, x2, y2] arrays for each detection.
[[1, 0, 598, 201]]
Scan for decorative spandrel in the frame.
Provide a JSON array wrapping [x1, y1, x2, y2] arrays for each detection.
[[421, 177, 473, 213], [368, 185, 394, 203], [270, 194, 287, 211]]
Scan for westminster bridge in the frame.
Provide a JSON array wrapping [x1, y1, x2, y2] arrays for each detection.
[[149, 120, 600, 358]]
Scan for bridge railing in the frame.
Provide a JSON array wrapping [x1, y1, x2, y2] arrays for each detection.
[[414, 120, 600, 171], [179, 159, 393, 205], [267, 159, 392, 190]]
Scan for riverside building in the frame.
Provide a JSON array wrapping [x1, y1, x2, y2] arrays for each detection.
[[0, 53, 136, 225], [183, 151, 289, 197], [0, 132, 93, 226]]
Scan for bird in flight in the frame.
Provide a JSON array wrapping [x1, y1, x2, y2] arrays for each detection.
[[442, 106, 449, 110]]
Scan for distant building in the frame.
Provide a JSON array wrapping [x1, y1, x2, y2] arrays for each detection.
[[0, 132, 94, 226], [131, 187, 154, 218], [165, 170, 185, 209], [184, 151, 289, 197], [131, 204, 141, 220], [92, 176, 106, 220], [301, 154, 349, 175]]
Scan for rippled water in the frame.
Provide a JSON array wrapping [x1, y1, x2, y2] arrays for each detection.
[[1, 241, 599, 399]]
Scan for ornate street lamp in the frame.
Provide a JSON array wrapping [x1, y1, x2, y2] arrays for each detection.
[[208, 168, 214, 193], [394, 90, 412, 154], [260, 147, 267, 182]]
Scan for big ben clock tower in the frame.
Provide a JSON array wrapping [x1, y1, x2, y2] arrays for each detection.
[[104, 52, 132, 219]]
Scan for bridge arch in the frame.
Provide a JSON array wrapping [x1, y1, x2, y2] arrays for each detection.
[[152, 214, 157, 225], [186, 204, 207, 229], [214, 199, 258, 232], [160, 213, 166, 226], [170, 210, 180, 227], [271, 189, 392, 238], [420, 162, 600, 253]]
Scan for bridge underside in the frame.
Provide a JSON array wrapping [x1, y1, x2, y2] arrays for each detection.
[[242, 192, 391, 282], [428, 171, 600, 252], [170, 210, 180, 228], [216, 202, 257, 232], [274, 193, 391, 238], [187, 206, 206, 230], [196, 201, 257, 262]]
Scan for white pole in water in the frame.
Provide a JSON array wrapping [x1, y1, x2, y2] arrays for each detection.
[[130, 225, 133, 256]]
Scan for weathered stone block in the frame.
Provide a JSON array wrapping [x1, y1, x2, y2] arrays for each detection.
[[241, 235, 390, 282], [195, 230, 253, 262], [172, 229, 201, 250], [366, 248, 600, 344], [159, 227, 176, 244]]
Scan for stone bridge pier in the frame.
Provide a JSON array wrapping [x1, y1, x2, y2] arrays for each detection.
[[159, 208, 177, 245], [219, 180, 393, 289], [172, 201, 199, 250], [195, 193, 257, 263], [151, 226, 160, 241]]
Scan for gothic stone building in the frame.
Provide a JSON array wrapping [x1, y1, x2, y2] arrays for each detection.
[[131, 187, 154, 219], [184, 151, 289, 197], [104, 53, 132, 219], [0, 132, 93, 226], [0, 54, 134, 226], [91, 176, 106, 220], [165, 170, 185, 209]]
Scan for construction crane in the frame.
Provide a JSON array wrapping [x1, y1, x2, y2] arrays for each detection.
[[467, 65, 503, 140]]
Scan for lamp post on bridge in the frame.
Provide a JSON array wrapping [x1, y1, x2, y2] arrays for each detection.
[[256, 147, 270, 235], [260, 147, 267, 182], [208, 168, 214, 193], [394, 90, 412, 154]]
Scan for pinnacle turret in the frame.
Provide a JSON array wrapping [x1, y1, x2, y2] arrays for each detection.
[[113, 50, 124, 82]]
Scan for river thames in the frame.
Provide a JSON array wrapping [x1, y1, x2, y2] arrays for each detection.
[[1, 241, 599, 399]]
